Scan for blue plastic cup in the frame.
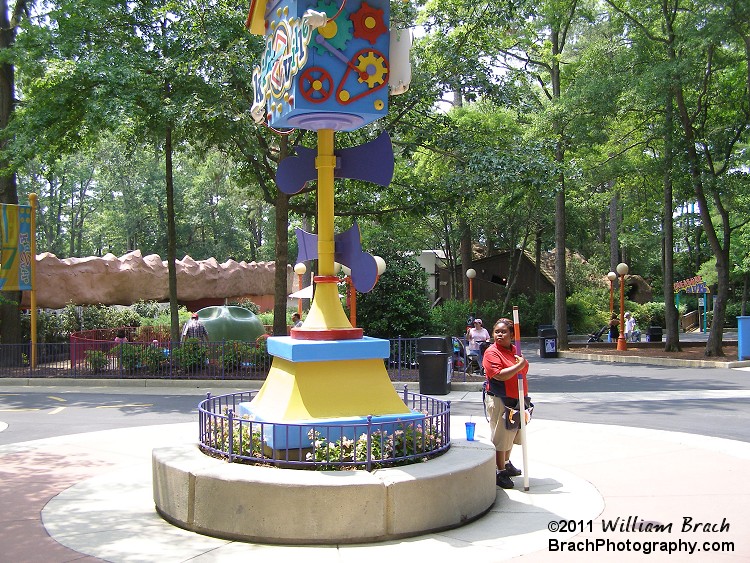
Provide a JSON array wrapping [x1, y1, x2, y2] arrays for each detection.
[[465, 421, 476, 441]]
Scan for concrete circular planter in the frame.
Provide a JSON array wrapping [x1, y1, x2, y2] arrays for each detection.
[[153, 440, 496, 544]]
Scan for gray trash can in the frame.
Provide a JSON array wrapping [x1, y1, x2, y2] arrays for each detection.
[[417, 336, 452, 395], [646, 326, 663, 342], [539, 327, 558, 358]]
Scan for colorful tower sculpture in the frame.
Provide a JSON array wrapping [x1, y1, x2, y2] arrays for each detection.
[[243, 0, 414, 447], [249, 0, 396, 131]]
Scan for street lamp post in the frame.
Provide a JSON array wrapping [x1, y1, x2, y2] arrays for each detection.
[[607, 271, 617, 340], [466, 268, 476, 304], [293, 262, 307, 316], [616, 262, 629, 351]]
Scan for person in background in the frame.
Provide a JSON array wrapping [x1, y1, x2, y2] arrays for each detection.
[[114, 329, 128, 344], [608, 313, 619, 343], [625, 312, 635, 342], [292, 312, 303, 328], [181, 312, 208, 343], [483, 318, 529, 489], [466, 318, 490, 372]]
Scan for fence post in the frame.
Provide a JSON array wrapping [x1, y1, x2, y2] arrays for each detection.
[[445, 400, 451, 445], [220, 340, 224, 380], [397, 335, 402, 379], [366, 415, 373, 472], [227, 409, 234, 462]]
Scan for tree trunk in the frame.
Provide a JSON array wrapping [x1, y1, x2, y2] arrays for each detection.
[[554, 177, 567, 348], [663, 11, 727, 357], [551, 30, 568, 349], [459, 217, 472, 302], [662, 87, 681, 351], [0, 0, 25, 354], [534, 229, 542, 295], [273, 137, 290, 336], [673, 86, 726, 356], [165, 125, 180, 344]]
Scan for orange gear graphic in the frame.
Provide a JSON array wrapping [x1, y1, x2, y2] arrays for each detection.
[[350, 2, 387, 44]]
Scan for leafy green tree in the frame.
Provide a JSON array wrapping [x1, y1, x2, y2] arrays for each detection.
[[605, 0, 750, 356], [0, 0, 31, 354], [355, 253, 431, 339]]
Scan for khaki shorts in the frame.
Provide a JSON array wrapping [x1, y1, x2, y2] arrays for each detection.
[[485, 394, 523, 451]]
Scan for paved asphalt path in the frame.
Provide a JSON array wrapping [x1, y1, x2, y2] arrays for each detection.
[[456, 354, 750, 443], [2, 350, 750, 444]]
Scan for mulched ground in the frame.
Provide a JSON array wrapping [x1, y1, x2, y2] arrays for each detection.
[[567, 341, 739, 361]]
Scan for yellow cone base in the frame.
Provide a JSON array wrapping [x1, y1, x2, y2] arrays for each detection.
[[249, 356, 411, 421]]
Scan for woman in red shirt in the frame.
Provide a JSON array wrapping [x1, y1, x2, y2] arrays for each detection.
[[482, 318, 529, 489]]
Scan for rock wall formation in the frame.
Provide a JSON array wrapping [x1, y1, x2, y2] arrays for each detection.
[[27, 250, 292, 308]]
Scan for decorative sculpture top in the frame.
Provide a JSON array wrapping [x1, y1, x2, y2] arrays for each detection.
[[248, 0, 402, 131]]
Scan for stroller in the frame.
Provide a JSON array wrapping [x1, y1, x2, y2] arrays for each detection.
[[451, 337, 467, 372], [466, 341, 490, 375], [587, 325, 608, 343]]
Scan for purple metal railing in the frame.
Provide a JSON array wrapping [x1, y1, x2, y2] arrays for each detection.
[[197, 387, 451, 470], [0, 337, 473, 381]]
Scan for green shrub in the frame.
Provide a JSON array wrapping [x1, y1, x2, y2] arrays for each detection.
[[257, 311, 274, 327], [355, 253, 431, 339], [175, 338, 208, 371], [85, 349, 109, 372], [132, 300, 163, 319], [141, 345, 167, 371], [306, 421, 443, 470], [220, 340, 255, 370], [230, 298, 261, 315], [213, 415, 264, 458], [429, 293, 554, 338], [112, 343, 143, 372], [248, 334, 270, 365], [724, 302, 743, 327], [631, 301, 666, 328], [566, 290, 609, 334]]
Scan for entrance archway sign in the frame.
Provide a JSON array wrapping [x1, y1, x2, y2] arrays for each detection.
[[674, 275, 710, 332]]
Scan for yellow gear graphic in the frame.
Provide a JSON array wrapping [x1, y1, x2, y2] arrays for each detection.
[[355, 52, 388, 88]]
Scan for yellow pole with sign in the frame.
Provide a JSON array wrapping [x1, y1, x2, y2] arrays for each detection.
[[29, 193, 37, 369]]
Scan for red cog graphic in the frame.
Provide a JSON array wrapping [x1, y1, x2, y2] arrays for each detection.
[[299, 67, 333, 103], [350, 2, 387, 44]]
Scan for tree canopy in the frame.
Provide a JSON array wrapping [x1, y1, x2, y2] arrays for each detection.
[[0, 0, 747, 355]]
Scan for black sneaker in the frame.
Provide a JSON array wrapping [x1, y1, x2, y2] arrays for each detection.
[[496, 470, 514, 489], [505, 461, 522, 477]]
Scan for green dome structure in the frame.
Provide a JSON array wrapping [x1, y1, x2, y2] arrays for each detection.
[[197, 306, 265, 343]]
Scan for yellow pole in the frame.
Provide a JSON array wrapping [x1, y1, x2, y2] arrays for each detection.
[[29, 193, 38, 369], [292, 129, 354, 334], [316, 129, 336, 276]]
